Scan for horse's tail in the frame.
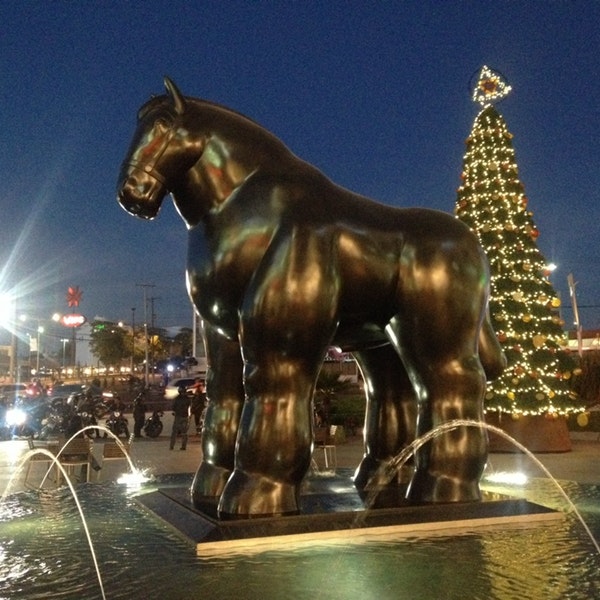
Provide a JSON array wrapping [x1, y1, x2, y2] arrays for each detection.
[[478, 312, 506, 381]]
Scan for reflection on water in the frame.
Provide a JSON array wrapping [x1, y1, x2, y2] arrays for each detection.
[[1, 476, 599, 600]]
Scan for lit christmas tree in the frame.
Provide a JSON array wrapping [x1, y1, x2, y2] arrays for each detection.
[[455, 66, 582, 418]]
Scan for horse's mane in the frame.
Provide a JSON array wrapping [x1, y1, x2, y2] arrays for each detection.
[[139, 94, 292, 156], [197, 97, 293, 151]]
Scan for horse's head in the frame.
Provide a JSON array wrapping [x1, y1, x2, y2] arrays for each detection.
[[117, 78, 204, 220]]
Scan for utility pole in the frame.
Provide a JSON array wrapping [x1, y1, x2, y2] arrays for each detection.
[[149, 296, 160, 330], [136, 283, 155, 387], [9, 313, 17, 384], [131, 307, 136, 373]]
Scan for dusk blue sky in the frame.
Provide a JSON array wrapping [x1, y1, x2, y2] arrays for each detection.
[[1, 1, 599, 351]]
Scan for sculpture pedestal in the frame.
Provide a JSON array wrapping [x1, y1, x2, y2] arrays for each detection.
[[136, 470, 562, 557], [486, 413, 572, 453]]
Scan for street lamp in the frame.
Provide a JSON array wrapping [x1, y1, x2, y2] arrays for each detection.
[[18, 315, 40, 376], [0, 292, 17, 382]]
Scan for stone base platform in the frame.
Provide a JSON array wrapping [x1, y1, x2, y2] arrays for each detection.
[[135, 469, 563, 556]]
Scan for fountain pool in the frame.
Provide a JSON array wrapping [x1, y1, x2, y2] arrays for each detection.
[[1, 471, 599, 600]]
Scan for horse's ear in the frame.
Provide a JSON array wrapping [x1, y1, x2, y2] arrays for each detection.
[[164, 77, 186, 115]]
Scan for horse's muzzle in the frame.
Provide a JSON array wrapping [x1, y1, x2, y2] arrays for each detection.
[[116, 169, 166, 219]]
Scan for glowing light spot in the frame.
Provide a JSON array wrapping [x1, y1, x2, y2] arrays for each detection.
[[484, 471, 528, 486]]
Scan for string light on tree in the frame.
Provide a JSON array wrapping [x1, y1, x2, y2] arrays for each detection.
[[455, 66, 582, 417], [472, 65, 513, 106]]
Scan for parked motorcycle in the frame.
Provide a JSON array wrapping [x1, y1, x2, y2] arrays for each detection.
[[68, 391, 109, 420], [38, 398, 72, 439], [77, 410, 101, 438], [93, 400, 109, 420], [143, 410, 163, 438], [104, 408, 129, 438], [67, 393, 103, 437], [6, 395, 50, 438]]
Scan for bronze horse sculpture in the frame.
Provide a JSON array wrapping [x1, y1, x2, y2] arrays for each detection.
[[117, 78, 505, 520]]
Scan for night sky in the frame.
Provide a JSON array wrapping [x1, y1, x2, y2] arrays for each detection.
[[1, 1, 599, 351]]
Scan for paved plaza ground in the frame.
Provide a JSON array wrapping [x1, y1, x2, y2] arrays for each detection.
[[1, 410, 599, 495]]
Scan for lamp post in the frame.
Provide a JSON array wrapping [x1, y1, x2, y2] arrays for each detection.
[[19, 315, 42, 377], [60, 338, 69, 369], [35, 325, 44, 374], [17, 314, 32, 377]]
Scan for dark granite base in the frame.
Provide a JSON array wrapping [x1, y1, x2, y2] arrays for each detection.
[[135, 469, 563, 556]]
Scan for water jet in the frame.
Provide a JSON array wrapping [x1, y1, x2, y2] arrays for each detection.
[[1, 424, 599, 598]]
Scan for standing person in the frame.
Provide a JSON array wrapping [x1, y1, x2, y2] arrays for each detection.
[[190, 379, 206, 435], [170, 385, 190, 451], [132, 390, 147, 438]]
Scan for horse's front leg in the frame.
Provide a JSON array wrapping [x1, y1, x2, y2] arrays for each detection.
[[217, 231, 338, 519], [217, 349, 326, 518], [191, 322, 245, 510], [386, 308, 488, 504]]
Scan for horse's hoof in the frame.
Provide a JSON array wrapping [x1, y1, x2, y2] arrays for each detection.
[[353, 455, 398, 491], [191, 461, 232, 509], [406, 470, 482, 504], [354, 456, 411, 508], [217, 469, 299, 519]]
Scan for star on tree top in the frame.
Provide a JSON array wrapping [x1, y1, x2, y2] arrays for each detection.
[[472, 65, 512, 106]]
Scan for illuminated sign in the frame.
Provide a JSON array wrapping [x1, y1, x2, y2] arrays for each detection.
[[66, 286, 83, 307], [60, 314, 86, 328]]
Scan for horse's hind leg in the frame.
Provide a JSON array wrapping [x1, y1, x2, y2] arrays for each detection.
[[386, 310, 488, 504], [191, 324, 244, 510], [353, 345, 417, 505]]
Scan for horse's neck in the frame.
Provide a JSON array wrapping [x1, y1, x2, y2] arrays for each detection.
[[173, 148, 265, 227], [170, 176, 211, 227], [171, 163, 265, 230], [172, 99, 301, 224]]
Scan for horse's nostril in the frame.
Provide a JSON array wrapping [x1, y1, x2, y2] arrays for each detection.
[[130, 202, 146, 216]]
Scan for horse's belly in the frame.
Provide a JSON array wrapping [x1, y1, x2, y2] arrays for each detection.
[[186, 266, 241, 340], [333, 321, 388, 351], [189, 282, 240, 340]]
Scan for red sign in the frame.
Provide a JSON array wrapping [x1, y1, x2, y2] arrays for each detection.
[[60, 314, 86, 328], [66, 286, 83, 307]]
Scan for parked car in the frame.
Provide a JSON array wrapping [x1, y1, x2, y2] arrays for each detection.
[[47, 383, 87, 401], [163, 377, 199, 401], [0, 383, 27, 401]]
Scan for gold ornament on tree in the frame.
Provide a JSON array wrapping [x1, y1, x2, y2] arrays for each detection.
[[577, 413, 589, 427]]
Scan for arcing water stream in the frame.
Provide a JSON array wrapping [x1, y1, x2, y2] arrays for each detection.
[[0, 425, 151, 600], [361, 418, 600, 555]]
